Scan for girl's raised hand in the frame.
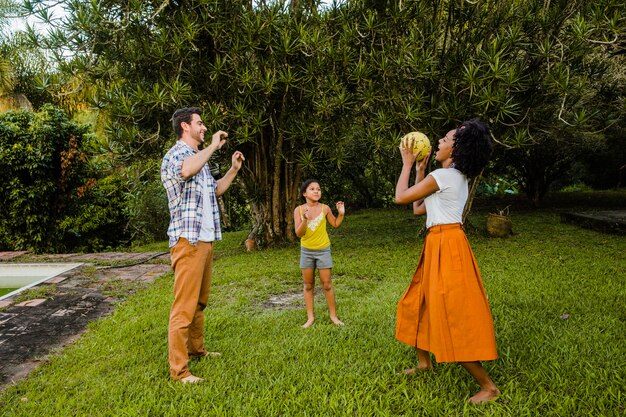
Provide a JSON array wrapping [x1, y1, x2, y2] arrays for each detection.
[[336, 201, 345, 215]]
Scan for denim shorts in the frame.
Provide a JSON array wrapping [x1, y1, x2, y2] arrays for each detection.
[[299, 246, 333, 269]]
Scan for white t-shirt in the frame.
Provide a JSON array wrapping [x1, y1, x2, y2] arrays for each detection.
[[198, 178, 216, 242], [424, 168, 468, 228]]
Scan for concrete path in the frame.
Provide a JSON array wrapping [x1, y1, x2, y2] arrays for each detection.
[[0, 252, 171, 390], [560, 210, 626, 235]]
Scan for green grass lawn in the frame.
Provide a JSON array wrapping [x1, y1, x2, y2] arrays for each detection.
[[1, 208, 624, 416]]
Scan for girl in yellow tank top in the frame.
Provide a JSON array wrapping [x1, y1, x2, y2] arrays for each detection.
[[293, 179, 345, 328]]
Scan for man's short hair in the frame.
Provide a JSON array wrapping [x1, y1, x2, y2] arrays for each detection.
[[172, 107, 202, 138]]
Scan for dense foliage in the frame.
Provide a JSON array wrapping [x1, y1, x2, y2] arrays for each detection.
[[0, 0, 18, 96], [6, 0, 626, 248], [0, 105, 128, 252]]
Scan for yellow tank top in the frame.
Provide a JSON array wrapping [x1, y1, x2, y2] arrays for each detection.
[[300, 204, 331, 250]]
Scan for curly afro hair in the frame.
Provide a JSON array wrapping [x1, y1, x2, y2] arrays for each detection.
[[451, 119, 493, 178]]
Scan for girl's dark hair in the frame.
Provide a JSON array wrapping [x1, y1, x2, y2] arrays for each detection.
[[300, 178, 320, 195], [451, 119, 493, 177]]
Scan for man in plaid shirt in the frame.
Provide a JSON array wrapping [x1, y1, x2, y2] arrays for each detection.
[[161, 107, 245, 384]]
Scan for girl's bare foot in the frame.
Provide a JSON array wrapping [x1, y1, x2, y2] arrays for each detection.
[[302, 319, 315, 328], [469, 387, 500, 404], [330, 317, 344, 326]]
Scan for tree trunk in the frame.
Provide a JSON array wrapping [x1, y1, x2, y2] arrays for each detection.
[[217, 196, 230, 229], [243, 118, 301, 248], [462, 171, 483, 224], [523, 165, 548, 208], [344, 170, 376, 208], [285, 159, 300, 243]]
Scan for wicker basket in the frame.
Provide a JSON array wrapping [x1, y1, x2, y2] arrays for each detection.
[[486, 209, 512, 238]]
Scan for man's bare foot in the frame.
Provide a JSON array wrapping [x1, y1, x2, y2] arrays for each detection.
[[401, 364, 433, 375], [190, 351, 221, 358], [198, 351, 221, 357], [330, 317, 344, 326], [302, 319, 315, 328], [469, 387, 500, 404], [180, 374, 203, 384]]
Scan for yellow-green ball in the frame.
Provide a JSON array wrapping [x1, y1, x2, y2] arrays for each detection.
[[400, 131, 431, 161]]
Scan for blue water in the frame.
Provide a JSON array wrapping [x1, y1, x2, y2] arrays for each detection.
[[0, 287, 19, 297]]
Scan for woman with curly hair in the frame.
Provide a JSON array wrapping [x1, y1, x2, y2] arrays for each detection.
[[394, 119, 500, 404]]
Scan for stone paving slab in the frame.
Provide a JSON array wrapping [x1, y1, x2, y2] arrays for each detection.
[[0, 254, 172, 391], [560, 210, 626, 235], [0, 252, 28, 261], [94, 265, 171, 283], [0, 288, 112, 386], [14, 299, 46, 307], [29, 252, 169, 263], [99, 265, 165, 280], [47, 275, 69, 284]]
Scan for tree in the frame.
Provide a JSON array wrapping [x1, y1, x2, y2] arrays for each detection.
[[332, 0, 626, 206], [480, 0, 626, 204], [1, 0, 60, 110], [0, 105, 129, 252], [0, 0, 18, 97], [29, 0, 626, 248], [33, 0, 354, 246], [0, 105, 115, 251]]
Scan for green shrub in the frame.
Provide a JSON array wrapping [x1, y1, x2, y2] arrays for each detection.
[[0, 105, 131, 252], [219, 181, 252, 232], [124, 178, 170, 245], [58, 174, 130, 252], [560, 183, 594, 193], [0, 105, 92, 252], [476, 173, 520, 197]]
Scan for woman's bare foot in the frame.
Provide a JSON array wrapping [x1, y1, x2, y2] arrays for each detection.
[[469, 387, 500, 404], [302, 319, 315, 328], [330, 316, 344, 326], [401, 364, 433, 375]]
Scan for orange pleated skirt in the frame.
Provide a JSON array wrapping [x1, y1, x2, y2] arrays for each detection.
[[396, 223, 498, 363]]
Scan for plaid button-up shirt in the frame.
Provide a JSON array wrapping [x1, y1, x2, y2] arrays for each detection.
[[161, 140, 222, 248]]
